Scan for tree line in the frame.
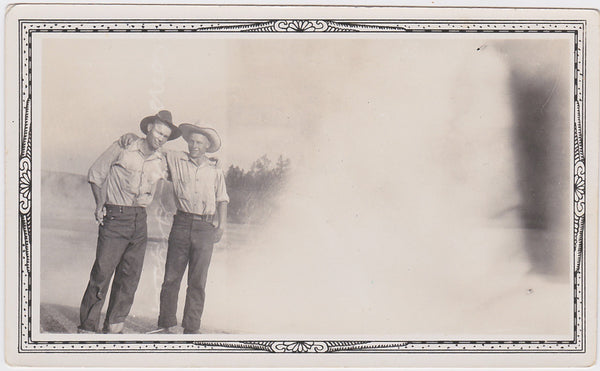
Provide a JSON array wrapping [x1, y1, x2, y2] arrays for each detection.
[[225, 155, 290, 224]]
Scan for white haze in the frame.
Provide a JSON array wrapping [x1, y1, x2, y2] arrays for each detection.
[[199, 40, 570, 336]]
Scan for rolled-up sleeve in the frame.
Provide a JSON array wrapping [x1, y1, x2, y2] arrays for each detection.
[[88, 141, 121, 186], [215, 168, 229, 203]]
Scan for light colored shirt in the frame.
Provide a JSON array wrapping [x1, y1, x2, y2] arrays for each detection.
[[88, 139, 168, 207], [166, 151, 229, 215]]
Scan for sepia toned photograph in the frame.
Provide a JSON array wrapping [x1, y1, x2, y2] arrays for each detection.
[[4, 3, 599, 368], [39, 34, 576, 337]]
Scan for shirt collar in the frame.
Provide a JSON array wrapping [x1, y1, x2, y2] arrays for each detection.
[[129, 138, 164, 161], [183, 153, 211, 167]]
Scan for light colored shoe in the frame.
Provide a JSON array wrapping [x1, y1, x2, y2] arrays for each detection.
[[146, 327, 174, 334], [103, 322, 124, 334], [77, 327, 96, 334]]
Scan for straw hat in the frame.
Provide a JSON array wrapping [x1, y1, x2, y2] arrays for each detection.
[[179, 123, 221, 153]]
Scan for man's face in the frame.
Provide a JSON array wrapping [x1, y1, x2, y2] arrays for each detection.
[[187, 132, 211, 158], [146, 121, 172, 150]]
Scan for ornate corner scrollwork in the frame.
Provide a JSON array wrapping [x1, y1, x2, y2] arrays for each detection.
[[574, 160, 585, 273], [274, 20, 328, 32], [270, 341, 328, 352], [19, 97, 32, 215], [574, 161, 585, 217], [573, 100, 585, 274], [269, 20, 405, 32], [19, 158, 31, 214], [21, 213, 32, 272], [194, 340, 329, 353], [19, 97, 32, 273], [574, 216, 585, 274]]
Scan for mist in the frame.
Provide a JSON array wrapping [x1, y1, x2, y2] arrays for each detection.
[[200, 38, 572, 335]]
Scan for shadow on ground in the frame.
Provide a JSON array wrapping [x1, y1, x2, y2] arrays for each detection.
[[41, 302, 158, 334]]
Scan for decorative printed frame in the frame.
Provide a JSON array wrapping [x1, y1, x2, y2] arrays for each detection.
[[17, 18, 586, 354]]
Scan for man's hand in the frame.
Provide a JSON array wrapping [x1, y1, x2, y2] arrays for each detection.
[[95, 207, 106, 225], [118, 133, 140, 148], [214, 227, 224, 243]]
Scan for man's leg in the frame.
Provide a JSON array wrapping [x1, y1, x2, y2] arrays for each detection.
[[103, 210, 147, 333], [182, 221, 215, 333], [158, 215, 191, 329], [79, 223, 130, 332]]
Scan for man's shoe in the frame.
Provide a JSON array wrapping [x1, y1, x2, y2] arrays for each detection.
[[146, 327, 174, 334], [183, 328, 201, 334], [77, 327, 96, 334], [102, 322, 125, 334]]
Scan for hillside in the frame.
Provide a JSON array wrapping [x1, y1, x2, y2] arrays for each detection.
[[41, 170, 175, 241]]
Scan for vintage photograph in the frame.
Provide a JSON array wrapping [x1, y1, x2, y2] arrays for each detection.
[[4, 3, 598, 368], [39, 33, 576, 337]]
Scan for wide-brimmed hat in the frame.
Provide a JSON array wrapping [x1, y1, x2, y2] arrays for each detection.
[[179, 123, 221, 153], [140, 110, 181, 141]]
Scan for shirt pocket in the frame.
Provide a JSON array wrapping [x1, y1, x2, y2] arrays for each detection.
[[113, 151, 142, 194]]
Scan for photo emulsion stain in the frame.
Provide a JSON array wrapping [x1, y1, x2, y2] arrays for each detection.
[[40, 37, 573, 337]]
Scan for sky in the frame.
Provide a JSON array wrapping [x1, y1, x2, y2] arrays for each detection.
[[41, 35, 375, 174], [41, 34, 569, 175]]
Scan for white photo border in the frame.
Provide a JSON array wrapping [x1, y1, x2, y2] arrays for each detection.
[[17, 18, 586, 354]]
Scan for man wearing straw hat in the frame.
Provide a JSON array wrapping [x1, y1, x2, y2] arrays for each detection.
[[118, 123, 229, 334], [157, 123, 229, 334], [78, 110, 180, 334]]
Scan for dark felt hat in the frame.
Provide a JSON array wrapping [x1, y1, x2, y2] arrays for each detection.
[[140, 110, 181, 141]]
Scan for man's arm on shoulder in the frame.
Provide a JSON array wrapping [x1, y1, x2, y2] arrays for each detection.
[[118, 133, 140, 148], [162, 149, 186, 157], [163, 150, 188, 182]]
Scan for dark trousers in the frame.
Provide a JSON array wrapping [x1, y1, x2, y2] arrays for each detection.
[[79, 205, 147, 332], [158, 212, 216, 332]]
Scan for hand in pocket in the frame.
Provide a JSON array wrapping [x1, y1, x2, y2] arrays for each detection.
[[213, 227, 224, 243]]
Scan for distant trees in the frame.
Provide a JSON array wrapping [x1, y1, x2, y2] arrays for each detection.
[[225, 155, 290, 224]]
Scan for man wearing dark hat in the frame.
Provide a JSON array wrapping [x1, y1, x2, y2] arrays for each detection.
[[118, 123, 229, 334], [157, 124, 229, 334], [78, 110, 180, 334]]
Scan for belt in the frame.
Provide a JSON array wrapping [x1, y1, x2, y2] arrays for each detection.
[[105, 204, 146, 214], [176, 210, 214, 223]]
